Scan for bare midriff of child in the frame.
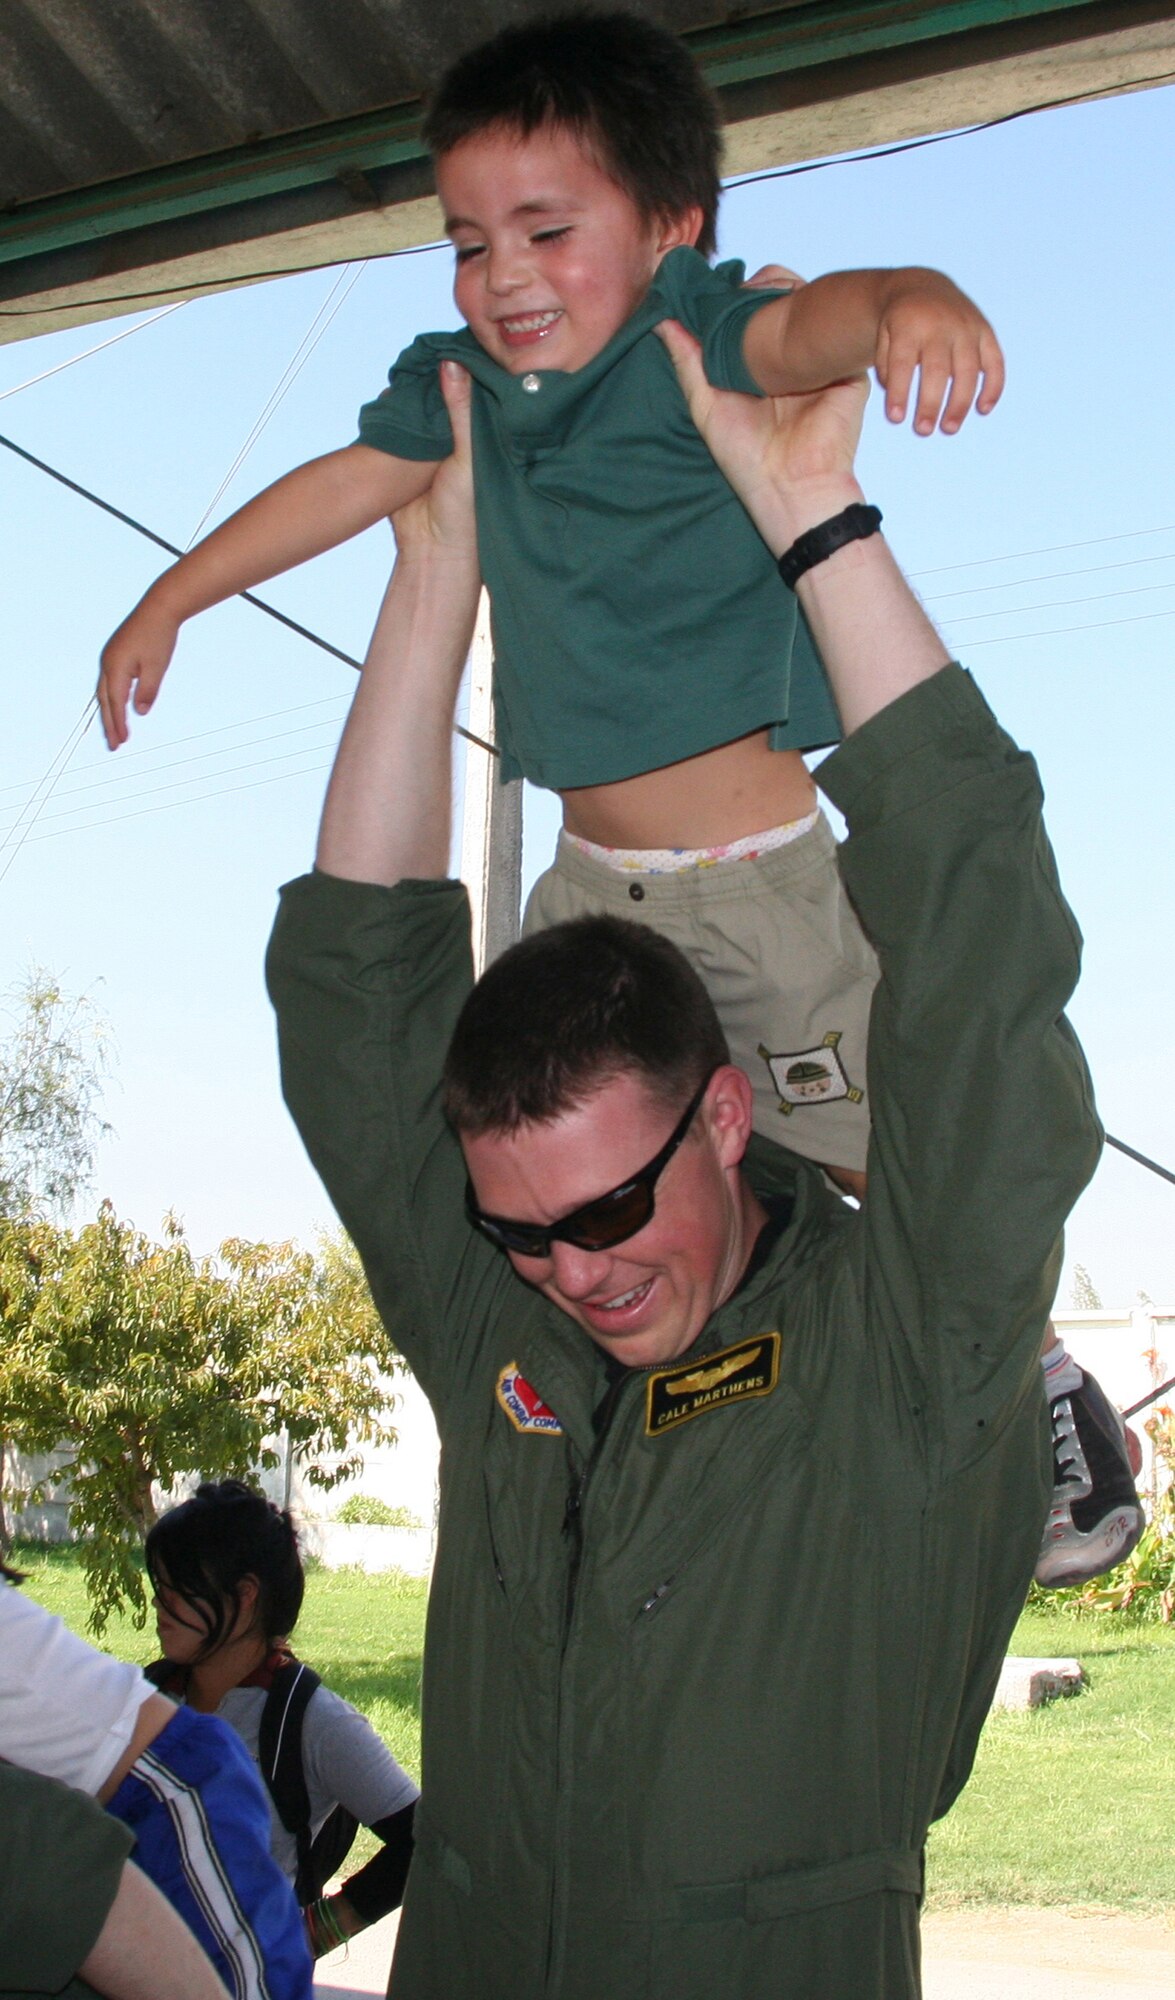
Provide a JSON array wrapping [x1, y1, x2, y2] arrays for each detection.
[[560, 732, 816, 851]]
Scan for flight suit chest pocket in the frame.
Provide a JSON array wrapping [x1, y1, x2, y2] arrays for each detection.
[[482, 1365, 575, 1632], [603, 1340, 816, 1608]]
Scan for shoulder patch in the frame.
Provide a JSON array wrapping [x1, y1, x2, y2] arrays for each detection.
[[496, 1363, 564, 1435], [757, 1029, 863, 1114], [645, 1333, 781, 1437]]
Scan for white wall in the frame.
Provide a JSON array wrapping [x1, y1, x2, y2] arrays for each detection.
[[4, 1369, 442, 1563], [280, 1368, 440, 1538], [1051, 1305, 1174, 1504]]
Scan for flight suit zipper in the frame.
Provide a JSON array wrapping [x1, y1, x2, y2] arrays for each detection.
[[544, 1366, 634, 1989], [560, 1369, 628, 1644]]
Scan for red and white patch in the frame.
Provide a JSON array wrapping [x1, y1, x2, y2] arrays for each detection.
[[496, 1363, 563, 1435]]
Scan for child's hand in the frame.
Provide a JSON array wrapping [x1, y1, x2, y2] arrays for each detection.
[[97, 596, 182, 750], [873, 271, 1004, 436], [656, 317, 869, 537]]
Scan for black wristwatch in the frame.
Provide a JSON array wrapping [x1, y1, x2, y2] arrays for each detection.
[[776, 504, 883, 589]]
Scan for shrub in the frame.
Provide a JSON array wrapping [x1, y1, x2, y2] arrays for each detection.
[[334, 1494, 422, 1530]]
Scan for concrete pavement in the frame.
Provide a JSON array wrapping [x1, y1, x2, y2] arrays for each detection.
[[314, 1910, 397, 2000], [921, 1907, 1175, 1999], [315, 1904, 1175, 1997]]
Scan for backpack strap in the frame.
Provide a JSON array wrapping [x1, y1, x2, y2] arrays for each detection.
[[144, 1657, 189, 1698], [257, 1656, 323, 1903]]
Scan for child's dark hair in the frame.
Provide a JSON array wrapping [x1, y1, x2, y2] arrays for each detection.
[[424, 11, 723, 258], [145, 1480, 304, 1659]]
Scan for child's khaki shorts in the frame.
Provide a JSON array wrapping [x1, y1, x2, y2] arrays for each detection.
[[522, 813, 878, 1175]]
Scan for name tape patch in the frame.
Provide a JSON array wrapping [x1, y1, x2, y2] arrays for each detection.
[[496, 1362, 564, 1435], [645, 1332, 781, 1437]]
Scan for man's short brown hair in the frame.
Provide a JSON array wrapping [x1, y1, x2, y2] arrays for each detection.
[[442, 914, 729, 1136], [423, 11, 724, 258]]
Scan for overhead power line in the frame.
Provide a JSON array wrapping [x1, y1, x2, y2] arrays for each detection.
[[910, 523, 1175, 580], [0, 426, 497, 756], [0, 698, 94, 885], [0, 733, 344, 829], [0, 693, 350, 799], [0, 712, 348, 821], [14, 755, 335, 843], [12, 530, 1174, 806], [723, 67, 1175, 198], [1122, 1375, 1175, 1421], [1105, 1133, 1175, 1192], [0, 302, 188, 402], [965, 605, 1175, 649], [944, 578, 1175, 626], [184, 263, 366, 549], [0, 427, 361, 662], [1, 256, 376, 872], [921, 547, 1175, 603], [1099, 1137, 1175, 1409], [9, 417, 1175, 754]]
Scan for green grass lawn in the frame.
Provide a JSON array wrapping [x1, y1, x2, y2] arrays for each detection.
[[926, 1605, 1175, 1913], [14, 1544, 1175, 1911]]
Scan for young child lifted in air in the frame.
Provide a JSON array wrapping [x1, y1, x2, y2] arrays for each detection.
[[98, 11, 1140, 1587], [100, 12, 998, 1178]]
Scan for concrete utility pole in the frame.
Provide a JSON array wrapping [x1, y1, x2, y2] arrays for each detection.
[[459, 591, 522, 972]]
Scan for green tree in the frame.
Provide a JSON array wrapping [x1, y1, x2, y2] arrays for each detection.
[[0, 970, 110, 1220], [0, 1206, 401, 1631], [311, 1226, 389, 1357], [0, 969, 111, 1546], [1070, 1263, 1102, 1311]]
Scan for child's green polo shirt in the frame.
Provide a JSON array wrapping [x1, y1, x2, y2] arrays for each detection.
[[357, 247, 840, 789]]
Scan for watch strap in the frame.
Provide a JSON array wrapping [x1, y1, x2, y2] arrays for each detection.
[[776, 503, 883, 589]]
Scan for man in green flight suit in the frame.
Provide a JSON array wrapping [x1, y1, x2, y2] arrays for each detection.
[[266, 341, 1100, 1999]]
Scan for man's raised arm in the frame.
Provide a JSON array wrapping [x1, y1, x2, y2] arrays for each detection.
[[315, 358, 481, 887], [659, 316, 1100, 1432], [266, 360, 493, 1414], [655, 323, 948, 730]]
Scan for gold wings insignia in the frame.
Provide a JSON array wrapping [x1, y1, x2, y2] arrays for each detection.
[[666, 1344, 763, 1396]]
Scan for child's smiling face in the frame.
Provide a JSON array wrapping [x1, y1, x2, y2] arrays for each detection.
[[437, 121, 701, 376]]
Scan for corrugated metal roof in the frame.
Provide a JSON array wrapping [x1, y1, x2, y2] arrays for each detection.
[[0, 0, 759, 207], [2, 2, 1172, 339]]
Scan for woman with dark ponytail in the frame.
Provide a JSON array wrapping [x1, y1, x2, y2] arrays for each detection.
[[146, 1481, 417, 1962]]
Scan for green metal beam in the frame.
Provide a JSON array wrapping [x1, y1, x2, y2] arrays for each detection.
[[690, 0, 1109, 88], [0, 101, 428, 269], [0, 0, 1133, 268]]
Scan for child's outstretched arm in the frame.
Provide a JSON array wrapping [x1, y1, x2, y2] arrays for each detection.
[[97, 444, 437, 748], [741, 268, 1004, 438], [317, 362, 480, 889]]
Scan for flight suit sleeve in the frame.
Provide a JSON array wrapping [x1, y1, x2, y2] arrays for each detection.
[[0, 1764, 133, 1995], [819, 664, 1101, 1456]]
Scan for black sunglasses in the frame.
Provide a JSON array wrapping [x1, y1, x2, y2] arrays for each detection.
[[464, 1069, 715, 1259]]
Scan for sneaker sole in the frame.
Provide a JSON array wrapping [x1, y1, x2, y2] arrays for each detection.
[[1034, 1506, 1144, 1589]]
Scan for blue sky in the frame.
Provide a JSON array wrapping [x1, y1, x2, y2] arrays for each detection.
[[2, 79, 1174, 1306]]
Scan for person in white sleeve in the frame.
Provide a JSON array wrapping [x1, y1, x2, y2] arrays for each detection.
[[0, 1568, 311, 2000]]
